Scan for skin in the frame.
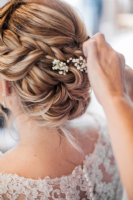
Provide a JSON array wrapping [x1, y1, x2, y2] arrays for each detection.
[[125, 65, 133, 101], [83, 33, 133, 200], [0, 79, 98, 180], [0, 33, 132, 197]]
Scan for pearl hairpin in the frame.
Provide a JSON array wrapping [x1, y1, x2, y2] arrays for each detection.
[[52, 56, 87, 75]]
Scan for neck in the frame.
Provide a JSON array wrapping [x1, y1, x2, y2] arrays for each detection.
[[14, 112, 61, 151]]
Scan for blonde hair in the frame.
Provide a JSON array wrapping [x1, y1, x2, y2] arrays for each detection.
[[0, 0, 91, 152]]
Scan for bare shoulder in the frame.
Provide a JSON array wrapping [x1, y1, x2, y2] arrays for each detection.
[[70, 113, 102, 156], [0, 113, 105, 179], [0, 147, 22, 174]]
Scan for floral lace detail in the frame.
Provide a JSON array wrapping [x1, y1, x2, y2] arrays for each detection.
[[0, 126, 123, 200]]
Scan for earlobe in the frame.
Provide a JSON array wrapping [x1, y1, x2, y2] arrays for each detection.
[[7, 81, 12, 95], [1, 79, 12, 97]]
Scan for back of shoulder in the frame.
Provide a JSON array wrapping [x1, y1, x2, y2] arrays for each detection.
[[71, 113, 109, 156]]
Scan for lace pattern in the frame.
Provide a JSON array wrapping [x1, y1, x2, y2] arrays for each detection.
[[0, 125, 123, 200]]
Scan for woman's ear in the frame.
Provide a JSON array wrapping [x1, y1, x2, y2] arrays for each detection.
[[1, 79, 12, 97]]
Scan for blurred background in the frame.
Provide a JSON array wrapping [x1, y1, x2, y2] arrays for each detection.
[[0, 1, 132, 199]]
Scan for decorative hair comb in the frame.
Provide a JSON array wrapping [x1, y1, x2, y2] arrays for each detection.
[[52, 56, 87, 75]]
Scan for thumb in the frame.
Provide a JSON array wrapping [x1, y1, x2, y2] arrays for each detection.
[[83, 39, 99, 71], [83, 39, 98, 58]]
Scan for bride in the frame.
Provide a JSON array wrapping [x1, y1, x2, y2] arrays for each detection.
[[0, 0, 123, 199]]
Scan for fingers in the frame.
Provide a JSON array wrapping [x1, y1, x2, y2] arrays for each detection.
[[126, 65, 132, 70], [117, 53, 127, 94], [83, 39, 99, 73], [83, 33, 113, 61], [83, 39, 98, 58], [125, 64, 133, 100], [119, 53, 125, 65], [91, 33, 106, 47], [118, 53, 125, 72], [91, 33, 111, 51]]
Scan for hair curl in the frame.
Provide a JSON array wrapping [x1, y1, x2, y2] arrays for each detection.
[[0, 0, 91, 129]]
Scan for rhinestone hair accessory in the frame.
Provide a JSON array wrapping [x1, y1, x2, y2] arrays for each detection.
[[52, 56, 87, 75]]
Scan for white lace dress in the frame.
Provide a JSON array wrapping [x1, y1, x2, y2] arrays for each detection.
[[0, 125, 123, 200]]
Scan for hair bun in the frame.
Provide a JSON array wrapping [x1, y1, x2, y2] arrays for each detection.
[[0, 0, 91, 128]]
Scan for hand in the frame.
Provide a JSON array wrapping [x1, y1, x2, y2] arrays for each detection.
[[83, 33, 129, 107], [125, 65, 133, 102], [83, 34, 133, 200]]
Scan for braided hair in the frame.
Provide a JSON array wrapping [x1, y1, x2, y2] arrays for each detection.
[[0, 0, 91, 129]]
